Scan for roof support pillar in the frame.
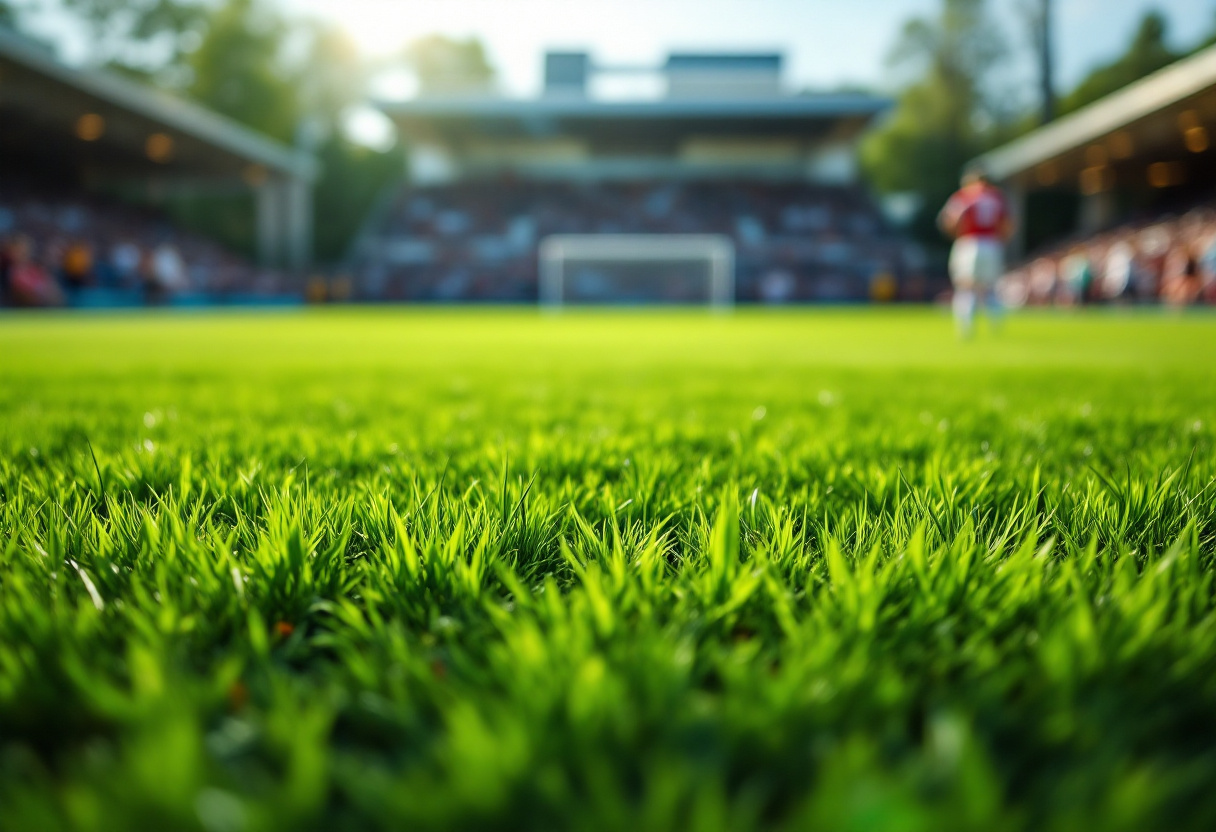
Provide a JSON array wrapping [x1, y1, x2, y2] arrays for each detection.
[[283, 175, 313, 272], [1079, 189, 1115, 235], [256, 178, 286, 268], [1007, 179, 1027, 261], [256, 175, 313, 271]]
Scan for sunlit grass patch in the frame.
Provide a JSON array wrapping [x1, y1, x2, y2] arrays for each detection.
[[2, 309, 1215, 831]]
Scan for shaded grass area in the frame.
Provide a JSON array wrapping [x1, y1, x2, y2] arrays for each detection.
[[2, 308, 1216, 831]]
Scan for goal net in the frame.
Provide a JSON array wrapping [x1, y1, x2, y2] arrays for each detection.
[[538, 234, 735, 308]]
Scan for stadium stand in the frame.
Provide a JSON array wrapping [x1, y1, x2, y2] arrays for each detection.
[[977, 42, 1216, 307], [997, 201, 1216, 307], [355, 51, 928, 304], [0, 29, 316, 308], [354, 179, 925, 303], [0, 178, 290, 307]]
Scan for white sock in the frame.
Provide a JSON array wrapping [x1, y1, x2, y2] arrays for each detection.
[[982, 289, 1003, 324], [953, 290, 976, 333]]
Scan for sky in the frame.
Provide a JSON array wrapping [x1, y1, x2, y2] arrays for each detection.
[[17, 0, 1216, 148], [286, 0, 1216, 98]]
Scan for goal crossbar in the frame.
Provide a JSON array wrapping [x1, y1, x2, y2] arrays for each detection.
[[539, 234, 735, 309]]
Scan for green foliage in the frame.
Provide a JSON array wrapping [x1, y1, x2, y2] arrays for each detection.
[[294, 25, 366, 133], [130, 1, 402, 263], [162, 192, 259, 260], [405, 34, 496, 95], [2, 310, 1216, 830], [1058, 11, 1180, 117], [154, 136, 401, 264], [312, 140, 402, 264], [57, 0, 210, 79], [36, 0, 410, 263], [861, 0, 1007, 245], [186, 0, 298, 144]]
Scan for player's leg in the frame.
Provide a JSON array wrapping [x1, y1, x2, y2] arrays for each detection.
[[953, 288, 976, 335], [979, 282, 1002, 328], [949, 240, 978, 337], [975, 239, 1005, 329]]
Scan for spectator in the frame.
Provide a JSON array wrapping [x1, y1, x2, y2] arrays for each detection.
[[998, 200, 1216, 308], [111, 240, 143, 287], [152, 243, 188, 292], [1161, 242, 1201, 306], [1101, 240, 1134, 301], [62, 240, 94, 289], [0, 236, 12, 305], [6, 235, 64, 307], [0, 179, 289, 307], [1058, 249, 1092, 305], [759, 268, 796, 303], [1198, 232, 1216, 303]]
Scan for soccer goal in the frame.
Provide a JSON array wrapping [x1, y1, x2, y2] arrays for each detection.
[[538, 234, 735, 309]]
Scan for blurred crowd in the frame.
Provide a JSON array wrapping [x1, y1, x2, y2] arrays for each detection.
[[1000, 203, 1216, 308], [0, 183, 288, 308], [19, 178, 1214, 311], [355, 180, 932, 302]]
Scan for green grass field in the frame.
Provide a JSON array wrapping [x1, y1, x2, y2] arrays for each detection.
[[2, 308, 1216, 831]]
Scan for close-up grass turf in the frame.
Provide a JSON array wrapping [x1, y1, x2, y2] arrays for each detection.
[[1, 308, 1215, 831]]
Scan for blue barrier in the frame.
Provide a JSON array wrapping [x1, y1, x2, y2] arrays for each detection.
[[63, 289, 303, 309]]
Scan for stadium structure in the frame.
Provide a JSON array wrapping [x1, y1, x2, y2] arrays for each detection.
[[0, 28, 316, 307], [978, 43, 1216, 257], [355, 52, 924, 304]]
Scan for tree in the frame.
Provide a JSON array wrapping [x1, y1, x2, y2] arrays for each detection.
[[186, 0, 298, 143], [1058, 11, 1179, 116], [311, 139, 401, 263], [59, 0, 211, 82], [860, 0, 1007, 243], [168, 1, 405, 264], [405, 34, 495, 95], [297, 25, 367, 134], [1021, 0, 1055, 124]]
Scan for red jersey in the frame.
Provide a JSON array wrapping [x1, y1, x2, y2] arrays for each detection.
[[941, 183, 1008, 240]]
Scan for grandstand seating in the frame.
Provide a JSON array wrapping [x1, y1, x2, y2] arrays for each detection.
[[352, 180, 930, 303], [0, 181, 291, 307], [1000, 201, 1216, 307]]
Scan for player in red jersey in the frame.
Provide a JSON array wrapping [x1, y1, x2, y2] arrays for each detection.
[[938, 166, 1013, 336]]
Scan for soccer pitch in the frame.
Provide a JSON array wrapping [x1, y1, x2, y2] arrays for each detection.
[[2, 308, 1215, 830]]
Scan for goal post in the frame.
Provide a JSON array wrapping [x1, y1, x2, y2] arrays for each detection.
[[538, 234, 735, 309]]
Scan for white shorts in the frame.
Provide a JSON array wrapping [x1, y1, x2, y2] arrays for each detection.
[[949, 237, 1004, 287]]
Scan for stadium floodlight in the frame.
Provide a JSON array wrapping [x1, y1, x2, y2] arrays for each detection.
[[539, 234, 735, 309]]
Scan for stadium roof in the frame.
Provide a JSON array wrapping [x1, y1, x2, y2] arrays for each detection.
[[663, 54, 782, 71], [378, 93, 890, 143], [0, 28, 317, 181], [978, 43, 1216, 183]]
